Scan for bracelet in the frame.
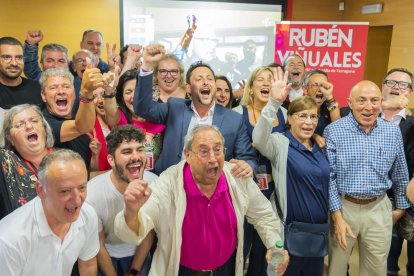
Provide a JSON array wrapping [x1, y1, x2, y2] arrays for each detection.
[[79, 94, 94, 103], [127, 268, 140, 276], [327, 97, 336, 104], [102, 91, 116, 99], [327, 101, 339, 112]]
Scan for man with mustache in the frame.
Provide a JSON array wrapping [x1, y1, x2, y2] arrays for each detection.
[[0, 36, 42, 109], [86, 125, 157, 276], [134, 44, 256, 177], [114, 125, 289, 276], [324, 80, 410, 276], [282, 54, 306, 108], [303, 69, 340, 135], [0, 149, 100, 275]]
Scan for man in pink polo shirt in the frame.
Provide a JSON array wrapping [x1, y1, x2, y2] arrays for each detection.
[[114, 124, 289, 276]]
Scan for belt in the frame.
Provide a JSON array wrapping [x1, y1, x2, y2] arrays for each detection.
[[179, 267, 218, 276], [344, 195, 379, 205]]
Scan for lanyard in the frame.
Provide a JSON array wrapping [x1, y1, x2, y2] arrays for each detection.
[[22, 148, 52, 177]]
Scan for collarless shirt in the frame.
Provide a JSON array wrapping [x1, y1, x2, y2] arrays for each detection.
[[324, 113, 410, 211], [284, 131, 330, 225], [180, 163, 237, 270]]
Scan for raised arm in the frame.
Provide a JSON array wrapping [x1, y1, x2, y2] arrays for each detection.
[[133, 44, 169, 124], [24, 30, 43, 80]]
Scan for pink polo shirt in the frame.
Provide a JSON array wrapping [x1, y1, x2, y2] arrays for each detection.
[[180, 163, 237, 270]]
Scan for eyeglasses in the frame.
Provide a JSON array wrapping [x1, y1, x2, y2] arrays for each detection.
[[383, 79, 412, 90], [158, 69, 179, 77], [190, 147, 226, 158], [12, 116, 42, 129], [0, 55, 24, 64], [354, 97, 381, 106], [293, 113, 319, 122], [74, 58, 87, 65]]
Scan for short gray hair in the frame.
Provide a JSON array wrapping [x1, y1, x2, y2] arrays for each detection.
[[37, 149, 85, 187], [183, 125, 225, 151], [0, 104, 54, 149], [81, 29, 103, 41], [71, 49, 97, 65], [41, 43, 69, 63], [39, 68, 74, 90], [303, 69, 329, 87]]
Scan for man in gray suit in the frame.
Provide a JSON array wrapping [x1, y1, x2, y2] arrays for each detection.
[[134, 44, 256, 176]]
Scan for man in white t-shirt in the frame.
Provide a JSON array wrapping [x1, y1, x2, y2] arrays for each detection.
[[0, 149, 99, 276], [86, 125, 157, 276]]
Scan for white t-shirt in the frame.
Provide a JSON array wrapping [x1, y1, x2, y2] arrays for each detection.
[[86, 170, 158, 258], [0, 197, 99, 276]]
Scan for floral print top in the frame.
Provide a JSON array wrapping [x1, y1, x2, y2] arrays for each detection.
[[0, 149, 38, 219]]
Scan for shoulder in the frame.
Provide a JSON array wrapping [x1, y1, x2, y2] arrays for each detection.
[[218, 105, 243, 120], [79, 202, 99, 226], [0, 200, 36, 241], [232, 105, 243, 114], [143, 171, 158, 185], [87, 172, 111, 196]]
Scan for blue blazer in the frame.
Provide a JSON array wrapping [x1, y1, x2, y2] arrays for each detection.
[[133, 73, 257, 175]]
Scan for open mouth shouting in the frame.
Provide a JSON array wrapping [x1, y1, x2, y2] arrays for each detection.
[[126, 161, 144, 179], [26, 132, 39, 144], [56, 98, 68, 110], [206, 166, 219, 177], [200, 87, 211, 100]]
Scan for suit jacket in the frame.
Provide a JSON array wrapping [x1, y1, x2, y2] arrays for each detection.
[[134, 73, 257, 175]]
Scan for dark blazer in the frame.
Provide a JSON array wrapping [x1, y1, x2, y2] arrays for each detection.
[[134, 73, 257, 175]]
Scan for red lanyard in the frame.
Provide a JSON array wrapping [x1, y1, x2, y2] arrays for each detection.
[[22, 148, 52, 177]]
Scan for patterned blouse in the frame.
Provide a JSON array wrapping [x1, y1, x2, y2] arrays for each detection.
[[0, 149, 38, 219]]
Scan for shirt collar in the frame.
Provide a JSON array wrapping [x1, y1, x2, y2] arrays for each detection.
[[183, 163, 227, 197], [380, 108, 406, 120], [347, 112, 378, 132], [190, 101, 216, 119], [284, 130, 321, 153]]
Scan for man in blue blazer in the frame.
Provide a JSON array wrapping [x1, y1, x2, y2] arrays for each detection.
[[133, 44, 256, 176]]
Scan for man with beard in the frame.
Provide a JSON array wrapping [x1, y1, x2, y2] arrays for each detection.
[[0, 149, 99, 275], [113, 125, 288, 276], [303, 69, 340, 135], [86, 125, 157, 276], [40, 63, 104, 168], [134, 44, 256, 177], [0, 37, 42, 109], [282, 54, 306, 108]]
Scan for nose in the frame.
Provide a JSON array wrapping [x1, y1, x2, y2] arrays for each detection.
[[10, 57, 18, 66], [71, 189, 83, 205]]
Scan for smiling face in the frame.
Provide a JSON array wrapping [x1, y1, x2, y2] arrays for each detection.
[[382, 71, 413, 100], [187, 66, 216, 108], [93, 88, 105, 117], [108, 139, 146, 184], [184, 128, 224, 187], [38, 158, 88, 226], [157, 58, 181, 94], [215, 79, 231, 107], [8, 107, 47, 157], [287, 108, 318, 144], [80, 32, 103, 57], [348, 81, 382, 132], [285, 55, 305, 88], [122, 78, 136, 114], [41, 75, 75, 119], [306, 73, 328, 107], [0, 44, 24, 80], [251, 70, 273, 106], [40, 50, 68, 71]]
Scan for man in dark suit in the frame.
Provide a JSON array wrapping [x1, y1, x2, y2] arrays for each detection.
[[134, 44, 256, 177]]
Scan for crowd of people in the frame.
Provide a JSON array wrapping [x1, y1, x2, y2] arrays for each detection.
[[0, 27, 413, 276]]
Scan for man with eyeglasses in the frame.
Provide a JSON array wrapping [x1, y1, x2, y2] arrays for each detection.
[[0, 36, 42, 109], [303, 69, 340, 135], [282, 54, 306, 108], [324, 80, 410, 276], [134, 44, 256, 177], [113, 125, 289, 276], [23, 30, 70, 81], [380, 68, 414, 276]]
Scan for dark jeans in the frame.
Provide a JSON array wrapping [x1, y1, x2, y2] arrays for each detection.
[[387, 227, 414, 276], [178, 251, 236, 276], [109, 254, 151, 276], [245, 224, 268, 276], [284, 255, 324, 276]]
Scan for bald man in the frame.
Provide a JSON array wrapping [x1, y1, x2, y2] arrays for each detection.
[[324, 81, 410, 276]]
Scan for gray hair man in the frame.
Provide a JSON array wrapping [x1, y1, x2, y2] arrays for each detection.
[[0, 149, 100, 275]]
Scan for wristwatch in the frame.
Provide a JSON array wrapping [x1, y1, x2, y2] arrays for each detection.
[[102, 91, 116, 99], [128, 268, 140, 276]]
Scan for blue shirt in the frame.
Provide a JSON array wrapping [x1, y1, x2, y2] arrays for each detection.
[[324, 113, 410, 211], [285, 131, 330, 225]]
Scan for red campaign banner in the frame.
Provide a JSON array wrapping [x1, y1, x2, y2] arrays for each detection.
[[275, 21, 369, 107]]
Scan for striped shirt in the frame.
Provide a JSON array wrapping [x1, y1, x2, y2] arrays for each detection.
[[324, 113, 410, 211]]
